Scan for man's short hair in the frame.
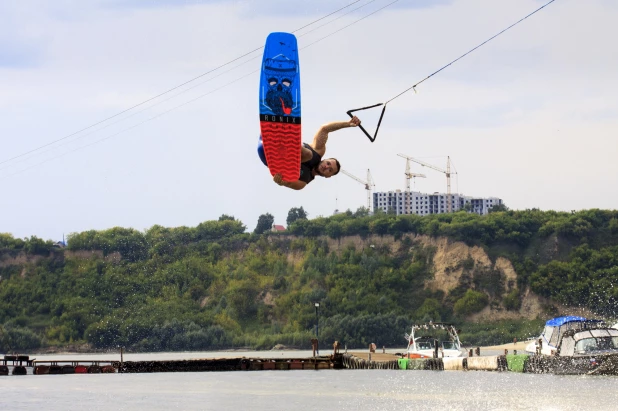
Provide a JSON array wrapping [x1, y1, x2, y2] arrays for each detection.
[[333, 159, 341, 176]]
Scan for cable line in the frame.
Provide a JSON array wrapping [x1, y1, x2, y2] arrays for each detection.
[[347, 0, 559, 142], [386, 0, 557, 103], [298, 0, 381, 39], [2, 0, 400, 180], [303, 0, 399, 49], [0, 0, 384, 173], [0, 71, 257, 182], [292, 0, 363, 34], [0, 0, 365, 167]]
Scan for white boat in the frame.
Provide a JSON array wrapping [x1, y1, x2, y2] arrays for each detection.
[[548, 327, 618, 375], [404, 322, 463, 358], [557, 328, 618, 357], [525, 316, 604, 356]]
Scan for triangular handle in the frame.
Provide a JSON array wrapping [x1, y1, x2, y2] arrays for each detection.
[[346, 103, 387, 143]]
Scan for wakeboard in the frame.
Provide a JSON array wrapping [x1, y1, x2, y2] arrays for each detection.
[[259, 32, 301, 182]]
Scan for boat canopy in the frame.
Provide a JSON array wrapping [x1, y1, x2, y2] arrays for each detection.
[[559, 329, 618, 356], [573, 328, 618, 340], [545, 316, 597, 326], [542, 317, 604, 348]]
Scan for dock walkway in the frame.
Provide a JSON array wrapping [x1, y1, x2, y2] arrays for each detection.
[[4, 349, 616, 375]]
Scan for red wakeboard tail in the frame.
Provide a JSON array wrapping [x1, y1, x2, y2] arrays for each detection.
[[260, 122, 301, 181]]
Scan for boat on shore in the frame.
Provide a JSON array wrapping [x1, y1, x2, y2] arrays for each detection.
[[543, 327, 618, 375], [404, 323, 463, 359], [524, 316, 603, 356]]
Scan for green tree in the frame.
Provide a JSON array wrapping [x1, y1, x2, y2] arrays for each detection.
[[254, 213, 274, 234], [354, 207, 370, 217], [287, 207, 308, 226], [325, 221, 343, 239], [23, 236, 53, 255], [503, 288, 521, 311], [370, 218, 390, 235], [0, 324, 42, 351], [0, 233, 25, 250], [416, 298, 442, 322], [488, 203, 509, 213], [609, 218, 618, 234], [454, 290, 489, 316]]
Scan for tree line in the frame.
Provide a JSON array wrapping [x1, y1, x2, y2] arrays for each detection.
[[1, 208, 617, 352]]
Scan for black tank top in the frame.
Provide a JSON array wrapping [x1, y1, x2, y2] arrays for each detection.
[[299, 143, 322, 184]]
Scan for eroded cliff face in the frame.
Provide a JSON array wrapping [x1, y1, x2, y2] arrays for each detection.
[[0, 252, 46, 268], [324, 233, 549, 320], [0, 250, 121, 267], [2, 235, 587, 320]]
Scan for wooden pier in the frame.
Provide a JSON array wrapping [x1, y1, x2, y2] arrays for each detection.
[[4, 351, 616, 375], [117, 356, 335, 373], [1, 354, 340, 375], [1, 355, 33, 376]]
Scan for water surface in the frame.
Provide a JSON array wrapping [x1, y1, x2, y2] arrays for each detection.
[[2, 351, 617, 410]]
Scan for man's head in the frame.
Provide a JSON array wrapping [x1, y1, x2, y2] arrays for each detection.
[[316, 158, 341, 178]]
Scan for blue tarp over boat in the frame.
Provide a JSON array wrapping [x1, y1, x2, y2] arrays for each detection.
[[546, 317, 603, 327]]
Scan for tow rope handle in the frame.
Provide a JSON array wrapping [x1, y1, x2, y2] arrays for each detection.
[[346, 103, 387, 143]]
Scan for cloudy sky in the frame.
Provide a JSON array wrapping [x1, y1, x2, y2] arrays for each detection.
[[1, 0, 617, 240]]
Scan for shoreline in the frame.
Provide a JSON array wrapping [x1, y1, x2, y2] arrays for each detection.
[[478, 341, 531, 351], [18, 341, 533, 356]]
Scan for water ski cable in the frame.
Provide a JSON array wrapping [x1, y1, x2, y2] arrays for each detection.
[[348, 0, 559, 143], [1, 2, 386, 175], [2, 1, 400, 181], [0, 0, 367, 168]]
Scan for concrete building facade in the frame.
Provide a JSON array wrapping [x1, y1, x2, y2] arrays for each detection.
[[373, 190, 503, 216]]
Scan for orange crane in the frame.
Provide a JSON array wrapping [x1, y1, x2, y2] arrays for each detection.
[[341, 169, 375, 212], [397, 154, 457, 212]]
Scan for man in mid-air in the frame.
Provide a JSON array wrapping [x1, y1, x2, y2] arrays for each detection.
[[258, 116, 361, 190]]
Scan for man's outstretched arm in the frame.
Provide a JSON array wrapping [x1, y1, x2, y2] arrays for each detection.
[[311, 116, 361, 157]]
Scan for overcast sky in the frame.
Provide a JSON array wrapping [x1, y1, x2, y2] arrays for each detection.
[[1, 0, 617, 241]]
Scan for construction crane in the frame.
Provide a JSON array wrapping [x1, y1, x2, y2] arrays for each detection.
[[397, 154, 456, 212], [402, 158, 426, 192], [341, 169, 375, 212], [400, 156, 426, 214]]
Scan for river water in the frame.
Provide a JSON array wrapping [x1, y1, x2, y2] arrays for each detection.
[[2, 350, 617, 410]]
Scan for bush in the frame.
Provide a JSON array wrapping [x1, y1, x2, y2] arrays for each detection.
[[1, 325, 42, 351], [454, 290, 489, 316], [503, 288, 521, 311]]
